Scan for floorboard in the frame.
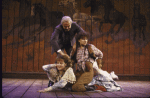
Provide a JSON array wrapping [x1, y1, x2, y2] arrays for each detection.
[[71, 92, 90, 97], [2, 79, 17, 83], [117, 81, 150, 97], [2, 79, 26, 97], [110, 91, 136, 97], [55, 91, 74, 98], [21, 79, 42, 98], [84, 91, 105, 97], [2, 79, 19, 87], [39, 80, 57, 98], [2, 78, 150, 98], [4, 79, 35, 98], [118, 89, 149, 97], [97, 91, 122, 97]]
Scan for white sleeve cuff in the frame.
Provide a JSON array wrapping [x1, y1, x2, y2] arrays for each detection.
[[57, 49, 61, 53]]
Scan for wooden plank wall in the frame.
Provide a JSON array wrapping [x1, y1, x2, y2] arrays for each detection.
[[2, 0, 150, 76]]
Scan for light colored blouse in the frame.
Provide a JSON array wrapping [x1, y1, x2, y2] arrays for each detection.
[[43, 67, 76, 91]]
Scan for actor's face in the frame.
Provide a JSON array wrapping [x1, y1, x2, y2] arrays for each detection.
[[56, 59, 66, 71], [63, 21, 71, 32], [78, 37, 88, 46]]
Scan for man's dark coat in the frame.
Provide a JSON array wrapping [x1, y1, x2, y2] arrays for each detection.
[[50, 22, 85, 55]]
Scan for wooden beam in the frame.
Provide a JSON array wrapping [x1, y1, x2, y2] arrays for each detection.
[[2, 72, 150, 81]]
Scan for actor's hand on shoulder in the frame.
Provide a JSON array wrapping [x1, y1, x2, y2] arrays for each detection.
[[59, 50, 65, 56]]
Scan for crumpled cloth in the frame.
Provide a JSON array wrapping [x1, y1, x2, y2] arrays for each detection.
[[88, 61, 122, 91], [88, 74, 122, 91]]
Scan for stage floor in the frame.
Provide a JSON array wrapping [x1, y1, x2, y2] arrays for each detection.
[[2, 78, 150, 98]]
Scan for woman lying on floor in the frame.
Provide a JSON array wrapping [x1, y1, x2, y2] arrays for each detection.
[[38, 54, 76, 92]]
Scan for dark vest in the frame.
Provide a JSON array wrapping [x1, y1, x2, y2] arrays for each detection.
[[70, 44, 96, 63]]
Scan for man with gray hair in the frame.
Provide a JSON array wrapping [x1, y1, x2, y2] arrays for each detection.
[[49, 16, 86, 87], [51, 16, 86, 56]]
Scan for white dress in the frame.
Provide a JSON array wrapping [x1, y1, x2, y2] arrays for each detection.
[[89, 62, 122, 91]]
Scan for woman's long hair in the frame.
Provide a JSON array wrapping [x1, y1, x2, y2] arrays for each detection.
[[71, 31, 89, 62], [75, 31, 89, 49]]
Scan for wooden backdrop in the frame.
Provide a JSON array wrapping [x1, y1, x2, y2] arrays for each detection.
[[2, 0, 150, 76]]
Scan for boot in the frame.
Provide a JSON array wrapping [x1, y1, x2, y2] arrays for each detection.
[[85, 84, 107, 92], [48, 80, 54, 87], [94, 84, 107, 92]]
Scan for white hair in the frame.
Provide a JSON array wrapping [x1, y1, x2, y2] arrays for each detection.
[[61, 16, 72, 25]]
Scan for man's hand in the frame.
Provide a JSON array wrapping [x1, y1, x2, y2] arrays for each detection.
[[59, 50, 65, 56], [58, 50, 70, 58]]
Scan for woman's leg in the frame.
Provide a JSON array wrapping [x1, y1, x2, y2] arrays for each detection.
[[72, 61, 94, 92]]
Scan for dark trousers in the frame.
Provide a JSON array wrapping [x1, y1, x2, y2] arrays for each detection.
[[62, 43, 72, 55]]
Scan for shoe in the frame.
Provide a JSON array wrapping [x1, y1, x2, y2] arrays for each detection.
[[110, 71, 119, 80], [48, 80, 54, 87], [94, 84, 107, 92]]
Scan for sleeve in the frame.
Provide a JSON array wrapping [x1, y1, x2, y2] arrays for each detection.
[[52, 80, 68, 89], [43, 79, 68, 91], [42, 64, 56, 72], [61, 67, 76, 84], [91, 44, 103, 59], [50, 28, 61, 52], [42, 68, 76, 91], [74, 22, 85, 34]]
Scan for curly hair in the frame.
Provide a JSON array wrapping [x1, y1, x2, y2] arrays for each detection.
[[55, 54, 73, 68]]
